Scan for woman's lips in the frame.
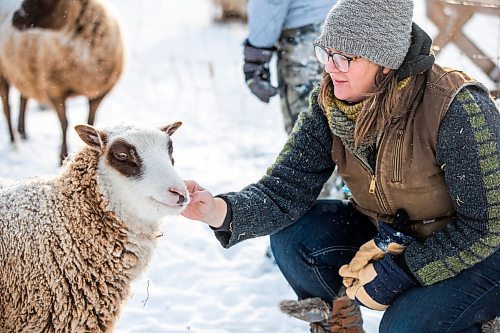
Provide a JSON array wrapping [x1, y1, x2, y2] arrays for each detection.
[[333, 79, 347, 84]]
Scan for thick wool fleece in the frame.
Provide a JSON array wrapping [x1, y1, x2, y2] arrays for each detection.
[[0, 148, 155, 332], [215, 85, 499, 286]]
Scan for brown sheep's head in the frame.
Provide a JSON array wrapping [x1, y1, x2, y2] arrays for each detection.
[[12, 0, 82, 31]]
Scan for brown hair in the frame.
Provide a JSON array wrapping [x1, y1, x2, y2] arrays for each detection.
[[318, 68, 401, 147]]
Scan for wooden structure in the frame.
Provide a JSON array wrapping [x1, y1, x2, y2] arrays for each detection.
[[427, 0, 500, 95]]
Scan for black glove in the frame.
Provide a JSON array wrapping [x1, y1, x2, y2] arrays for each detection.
[[243, 40, 278, 103]]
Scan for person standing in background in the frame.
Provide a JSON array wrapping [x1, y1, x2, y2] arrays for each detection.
[[243, 0, 336, 134], [243, 0, 343, 199]]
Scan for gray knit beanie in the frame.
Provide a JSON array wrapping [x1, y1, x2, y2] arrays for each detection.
[[315, 0, 414, 69]]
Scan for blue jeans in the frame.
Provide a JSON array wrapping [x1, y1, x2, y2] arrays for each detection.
[[270, 200, 500, 332]]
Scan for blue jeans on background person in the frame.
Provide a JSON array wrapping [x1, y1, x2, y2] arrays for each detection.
[[270, 200, 500, 333]]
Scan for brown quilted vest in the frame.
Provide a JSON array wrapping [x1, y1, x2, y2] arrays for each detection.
[[331, 65, 486, 238]]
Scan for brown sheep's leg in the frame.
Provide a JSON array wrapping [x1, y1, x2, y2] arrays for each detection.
[[88, 94, 107, 125], [0, 77, 15, 142], [51, 97, 68, 164], [18, 95, 28, 139]]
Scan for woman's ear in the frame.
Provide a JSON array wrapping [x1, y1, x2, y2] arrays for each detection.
[[382, 67, 391, 75]]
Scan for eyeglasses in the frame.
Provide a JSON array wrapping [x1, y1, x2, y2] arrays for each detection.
[[314, 45, 361, 73]]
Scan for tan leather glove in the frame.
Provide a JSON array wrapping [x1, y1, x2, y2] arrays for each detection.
[[341, 239, 406, 287], [340, 254, 417, 311], [342, 263, 388, 311], [341, 219, 415, 287]]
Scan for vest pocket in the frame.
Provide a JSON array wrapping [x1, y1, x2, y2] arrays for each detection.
[[392, 129, 404, 183]]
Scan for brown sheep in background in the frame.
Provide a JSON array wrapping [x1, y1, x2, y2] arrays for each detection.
[[212, 0, 247, 21], [0, 0, 124, 163]]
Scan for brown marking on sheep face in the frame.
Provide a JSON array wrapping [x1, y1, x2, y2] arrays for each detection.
[[106, 140, 143, 179], [12, 0, 82, 31]]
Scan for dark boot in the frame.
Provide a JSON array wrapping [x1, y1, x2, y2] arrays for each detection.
[[482, 317, 500, 333], [280, 296, 364, 333], [330, 295, 364, 333]]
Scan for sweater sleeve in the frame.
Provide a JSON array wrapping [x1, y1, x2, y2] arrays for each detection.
[[215, 89, 335, 248], [247, 0, 292, 48], [405, 86, 500, 285]]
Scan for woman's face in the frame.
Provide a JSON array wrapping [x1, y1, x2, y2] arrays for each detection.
[[324, 49, 389, 103]]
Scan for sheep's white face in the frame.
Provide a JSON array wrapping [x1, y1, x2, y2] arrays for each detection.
[[76, 122, 189, 228]]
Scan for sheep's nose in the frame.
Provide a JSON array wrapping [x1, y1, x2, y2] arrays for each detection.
[[169, 187, 188, 205]]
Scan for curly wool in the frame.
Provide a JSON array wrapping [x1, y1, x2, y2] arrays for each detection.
[[0, 148, 156, 332]]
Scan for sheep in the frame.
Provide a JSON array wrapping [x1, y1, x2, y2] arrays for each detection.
[[0, 121, 189, 332], [211, 0, 247, 21], [0, 0, 125, 163]]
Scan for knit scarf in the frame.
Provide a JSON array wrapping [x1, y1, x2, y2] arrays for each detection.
[[323, 78, 411, 159]]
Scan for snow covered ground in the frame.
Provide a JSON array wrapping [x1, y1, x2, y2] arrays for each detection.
[[0, 0, 497, 332]]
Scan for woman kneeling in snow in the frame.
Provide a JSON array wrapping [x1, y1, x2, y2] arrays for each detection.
[[182, 0, 500, 331]]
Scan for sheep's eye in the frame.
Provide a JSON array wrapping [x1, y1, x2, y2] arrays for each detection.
[[114, 152, 128, 161]]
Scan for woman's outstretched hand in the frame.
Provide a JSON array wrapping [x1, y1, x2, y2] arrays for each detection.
[[181, 180, 226, 228]]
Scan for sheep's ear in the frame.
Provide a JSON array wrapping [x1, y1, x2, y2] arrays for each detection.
[[75, 124, 107, 151], [160, 121, 182, 136]]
